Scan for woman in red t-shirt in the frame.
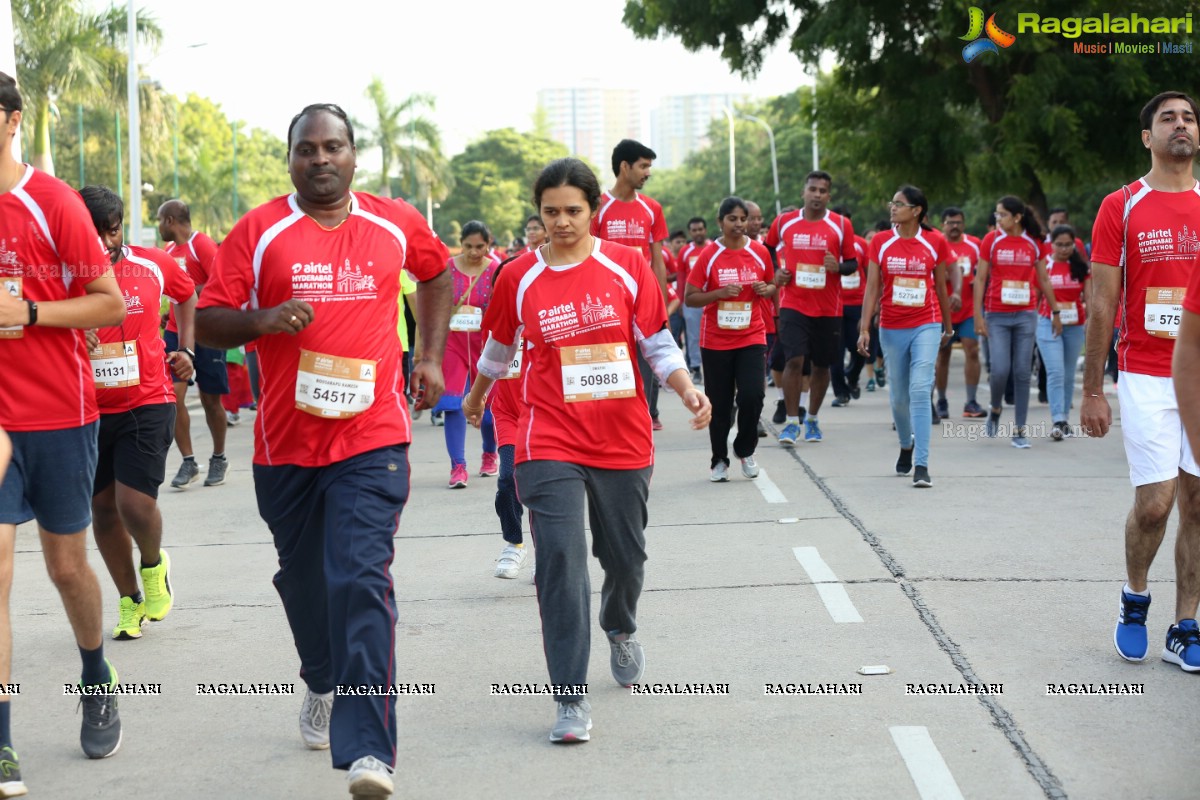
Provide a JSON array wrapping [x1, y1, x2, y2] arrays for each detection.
[[857, 185, 952, 487], [1036, 224, 1090, 440], [685, 196, 776, 481]]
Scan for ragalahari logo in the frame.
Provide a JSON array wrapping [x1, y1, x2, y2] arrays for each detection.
[[961, 8, 1017, 62]]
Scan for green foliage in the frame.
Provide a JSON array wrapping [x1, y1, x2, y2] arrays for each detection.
[[352, 78, 450, 203]]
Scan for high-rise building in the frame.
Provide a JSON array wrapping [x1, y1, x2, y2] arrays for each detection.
[[537, 87, 641, 173], [650, 93, 749, 170]]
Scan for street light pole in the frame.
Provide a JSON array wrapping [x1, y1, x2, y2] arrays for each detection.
[[739, 112, 780, 217], [720, 105, 736, 193], [127, 0, 141, 244]]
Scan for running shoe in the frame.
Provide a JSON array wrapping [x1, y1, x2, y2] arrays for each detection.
[[741, 456, 760, 479], [986, 409, 1001, 438], [203, 456, 227, 487], [549, 700, 592, 743], [479, 451, 499, 477], [652, 417, 664, 431], [710, 462, 729, 482], [866, 379, 876, 393], [299, 688, 333, 749], [78, 659, 121, 759], [963, 400, 986, 418], [1050, 422, 1065, 441], [935, 398, 949, 420], [896, 446, 914, 476], [1011, 436, 1031, 449], [778, 423, 800, 446], [912, 466, 932, 488], [1061, 421, 1075, 438], [849, 384, 861, 400], [804, 419, 822, 442], [608, 630, 646, 687], [875, 365, 887, 388], [494, 544, 526, 579], [1038, 389, 1048, 404], [831, 395, 850, 407], [931, 401, 941, 425], [431, 412, 444, 427], [112, 596, 145, 640], [411, 404, 423, 421], [225, 410, 240, 427], [0, 746, 26, 798], [448, 464, 468, 489], [1162, 619, 1200, 672], [170, 459, 200, 489], [691, 368, 704, 386], [772, 400, 787, 425], [140, 549, 173, 622], [347, 755, 394, 797], [1114, 588, 1151, 662]]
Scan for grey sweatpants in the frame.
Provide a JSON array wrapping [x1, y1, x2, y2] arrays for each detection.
[[515, 460, 652, 703]]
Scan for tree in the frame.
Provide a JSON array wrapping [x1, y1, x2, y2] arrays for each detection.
[[353, 77, 450, 202], [14, 0, 162, 175], [624, 0, 1200, 221]]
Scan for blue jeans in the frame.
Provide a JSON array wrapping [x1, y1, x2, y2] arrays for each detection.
[[880, 324, 941, 467], [1035, 316, 1085, 424], [985, 311, 1038, 428], [682, 305, 703, 372]]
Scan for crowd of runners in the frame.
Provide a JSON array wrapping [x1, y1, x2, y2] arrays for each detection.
[[1, 69, 1199, 799]]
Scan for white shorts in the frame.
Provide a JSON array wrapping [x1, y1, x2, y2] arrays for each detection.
[[1118, 371, 1200, 486]]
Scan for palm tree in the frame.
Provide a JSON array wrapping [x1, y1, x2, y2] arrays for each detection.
[[14, 0, 162, 175], [355, 77, 451, 201]]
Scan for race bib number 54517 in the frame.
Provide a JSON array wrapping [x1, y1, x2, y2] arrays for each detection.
[[295, 350, 377, 419]]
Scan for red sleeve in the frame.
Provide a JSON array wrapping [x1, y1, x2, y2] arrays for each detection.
[[1185, 254, 1200, 314], [1089, 191, 1125, 266], [935, 232, 953, 265], [764, 216, 782, 250], [151, 248, 196, 303], [650, 199, 668, 244], [391, 199, 449, 281], [979, 231, 998, 264], [198, 216, 256, 311], [191, 234, 219, 285], [52, 188, 111, 285], [839, 218, 857, 261], [589, 213, 602, 238], [481, 261, 520, 346], [687, 243, 719, 290], [868, 234, 883, 265], [855, 237, 868, 269]]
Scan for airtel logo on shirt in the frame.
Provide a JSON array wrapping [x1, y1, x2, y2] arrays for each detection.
[[791, 233, 828, 250]]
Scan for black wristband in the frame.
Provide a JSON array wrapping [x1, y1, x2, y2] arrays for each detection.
[[25, 299, 37, 326], [181, 347, 196, 360], [1051, 310, 1061, 315]]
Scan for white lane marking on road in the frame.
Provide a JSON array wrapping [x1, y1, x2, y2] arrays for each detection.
[[889, 726, 965, 800], [791, 546, 863, 623], [755, 467, 788, 504]]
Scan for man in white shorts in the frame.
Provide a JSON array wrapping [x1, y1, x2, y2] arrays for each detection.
[[1083, 90, 1200, 673]]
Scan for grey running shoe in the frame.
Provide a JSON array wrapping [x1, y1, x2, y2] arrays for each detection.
[[79, 659, 122, 759], [549, 700, 592, 743], [607, 630, 645, 687], [0, 745, 26, 797], [710, 462, 729, 482], [299, 688, 333, 750], [741, 456, 760, 479], [170, 459, 200, 488], [347, 755, 394, 797], [1011, 436, 1032, 449], [204, 456, 228, 486]]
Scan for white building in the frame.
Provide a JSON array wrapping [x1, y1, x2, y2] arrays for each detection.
[[537, 87, 641, 173], [649, 93, 749, 170]]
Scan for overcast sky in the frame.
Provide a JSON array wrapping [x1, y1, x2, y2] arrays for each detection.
[[128, 0, 809, 156]]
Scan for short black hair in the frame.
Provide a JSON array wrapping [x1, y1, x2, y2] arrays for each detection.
[[941, 206, 964, 221], [80, 185, 124, 232], [0, 72, 20, 115], [525, 214, 544, 229], [717, 196, 748, 220], [804, 170, 833, 186], [287, 103, 355, 151], [1140, 91, 1199, 131], [830, 205, 851, 219], [873, 219, 890, 233], [611, 139, 656, 177], [1047, 207, 1068, 218], [687, 217, 706, 229], [533, 158, 602, 212], [669, 230, 685, 240]]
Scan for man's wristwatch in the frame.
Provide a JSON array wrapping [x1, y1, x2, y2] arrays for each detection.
[[25, 299, 37, 326], [1051, 310, 1061, 316], [180, 347, 196, 360]]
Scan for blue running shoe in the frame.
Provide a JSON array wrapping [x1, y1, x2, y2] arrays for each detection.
[[1114, 589, 1151, 662], [778, 423, 800, 446], [804, 419, 822, 442], [1162, 618, 1200, 672]]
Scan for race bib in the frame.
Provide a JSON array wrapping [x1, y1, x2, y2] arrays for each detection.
[[1058, 305, 1080, 326], [957, 256, 972, 277], [892, 277, 927, 307], [841, 271, 861, 290], [795, 264, 826, 289], [717, 301, 753, 330], [295, 350, 377, 419], [449, 304, 483, 332], [1001, 280, 1031, 305], [1144, 287, 1184, 338], [90, 340, 140, 388], [502, 338, 524, 380], [0, 277, 23, 339], [560, 342, 636, 403]]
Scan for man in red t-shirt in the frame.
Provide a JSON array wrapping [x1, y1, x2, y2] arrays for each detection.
[[1083, 91, 1200, 672], [935, 207, 986, 418], [592, 139, 671, 429], [157, 199, 229, 488], [196, 104, 453, 794], [0, 72, 129, 775], [829, 205, 867, 407], [679, 217, 712, 381], [81, 186, 196, 642]]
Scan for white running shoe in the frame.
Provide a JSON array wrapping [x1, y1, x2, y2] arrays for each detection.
[[494, 544, 526, 579]]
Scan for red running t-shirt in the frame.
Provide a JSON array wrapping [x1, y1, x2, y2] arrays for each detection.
[[764, 209, 856, 318], [1038, 258, 1088, 326], [869, 228, 951, 329], [482, 238, 668, 470], [686, 239, 774, 350], [95, 244, 195, 412], [163, 231, 216, 334], [1091, 179, 1200, 377], [840, 235, 868, 306], [0, 167, 112, 431], [198, 192, 449, 467], [980, 230, 1045, 314], [1184, 253, 1200, 315], [945, 235, 981, 324], [590, 191, 668, 261]]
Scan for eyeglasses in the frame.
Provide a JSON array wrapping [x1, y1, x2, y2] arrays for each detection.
[[887, 201, 917, 209]]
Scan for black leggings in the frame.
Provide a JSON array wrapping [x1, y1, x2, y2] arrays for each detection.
[[701, 345, 767, 466]]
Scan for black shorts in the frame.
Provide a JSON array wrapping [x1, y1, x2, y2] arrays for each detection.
[[778, 309, 841, 368], [164, 330, 229, 395], [94, 404, 177, 499]]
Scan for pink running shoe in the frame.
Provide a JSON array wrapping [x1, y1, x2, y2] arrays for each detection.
[[479, 451, 499, 477], [448, 464, 468, 489]]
